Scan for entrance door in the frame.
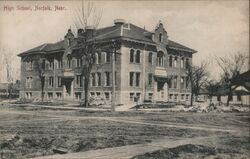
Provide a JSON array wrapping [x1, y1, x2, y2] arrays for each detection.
[[157, 81, 165, 101], [62, 78, 74, 100], [65, 81, 71, 96]]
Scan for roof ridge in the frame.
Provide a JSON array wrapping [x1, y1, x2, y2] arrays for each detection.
[[39, 43, 48, 51], [95, 27, 121, 39]]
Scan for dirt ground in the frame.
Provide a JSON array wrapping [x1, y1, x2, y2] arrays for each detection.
[[0, 104, 249, 159]]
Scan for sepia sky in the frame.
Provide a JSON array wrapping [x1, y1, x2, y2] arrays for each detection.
[[0, 0, 249, 82]]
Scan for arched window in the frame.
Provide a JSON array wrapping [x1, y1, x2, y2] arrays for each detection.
[[174, 56, 178, 67], [181, 57, 184, 68], [159, 33, 163, 42], [96, 52, 101, 64], [130, 49, 134, 63], [148, 52, 153, 64], [135, 50, 141, 63], [169, 56, 172, 67], [67, 39, 71, 46], [157, 51, 164, 67], [105, 52, 111, 63], [97, 72, 101, 86], [67, 55, 71, 68], [185, 58, 189, 69]]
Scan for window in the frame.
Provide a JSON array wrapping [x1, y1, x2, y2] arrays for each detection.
[[48, 92, 53, 99], [135, 72, 140, 87], [180, 77, 184, 89], [26, 77, 33, 88], [42, 59, 46, 70], [148, 52, 153, 64], [105, 92, 110, 100], [159, 33, 163, 42], [174, 56, 178, 67], [229, 94, 233, 101], [173, 76, 177, 89], [49, 77, 54, 87], [186, 77, 189, 89], [90, 92, 95, 97], [169, 78, 172, 88], [97, 72, 101, 86], [67, 39, 71, 46], [130, 72, 140, 87], [135, 50, 141, 63], [58, 59, 63, 68], [181, 94, 185, 100], [26, 61, 33, 70], [26, 92, 32, 99], [186, 94, 189, 101], [217, 96, 221, 102], [169, 56, 172, 67], [174, 94, 178, 101], [105, 52, 111, 63], [91, 73, 96, 86], [130, 49, 134, 63], [96, 52, 101, 64], [136, 93, 141, 101], [76, 75, 82, 87], [129, 72, 134, 86], [185, 59, 189, 69], [237, 94, 241, 101], [57, 77, 62, 87], [48, 60, 54, 70], [96, 92, 101, 97], [169, 94, 173, 100], [56, 92, 62, 99], [129, 93, 134, 101], [75, 92, 81, 100], [148, 93, 153, 100], [67, 56, 71, 68], [105, 72, 111, 86], [76, 58, 82, 67], [157, 52, 164, 67], [181, 58, 184, 68], [148, 73, 153, 86]]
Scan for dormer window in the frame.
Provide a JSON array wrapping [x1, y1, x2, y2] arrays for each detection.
[[67, 39, 71, 46], [157, 51, 164, 67], [159, 33, 163, 42]]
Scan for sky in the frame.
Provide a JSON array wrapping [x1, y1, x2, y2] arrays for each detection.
[[0, 0, 249, 83]]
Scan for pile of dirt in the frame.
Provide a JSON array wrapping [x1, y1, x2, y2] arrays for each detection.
[[131, 144, 240, 159], [0, 134, 149, 159]]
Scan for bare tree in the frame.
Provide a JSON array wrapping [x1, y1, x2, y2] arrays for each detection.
[[216, 53, 247, 106], [33, 55, 45, 102], [186, 61, 209, 106], [73, 0, 102, 107], [193, 62, 209, 101], [1, 48, 14, 98], [205, 80, 220, 105]]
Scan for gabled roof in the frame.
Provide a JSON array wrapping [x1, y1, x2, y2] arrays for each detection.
[[167, 40, 197, 53], [18, 21, 197, 56], [18, 40, 65, 57], [231, 70, 250, 91]]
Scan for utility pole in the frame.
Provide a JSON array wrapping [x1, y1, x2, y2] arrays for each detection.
[[111, 40, 116, 111]]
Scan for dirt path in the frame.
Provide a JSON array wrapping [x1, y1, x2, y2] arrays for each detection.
[[33, 135, 221, 159], [1, 109, 246, 134]]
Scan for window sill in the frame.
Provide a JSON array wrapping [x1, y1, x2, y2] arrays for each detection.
[[129, 62, 141, 65], [129, 86, 141, 88]]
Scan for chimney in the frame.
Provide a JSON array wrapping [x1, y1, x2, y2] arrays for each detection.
[[77, 28, 84, 38], [85, 26, 95, 39], [114, 19, 125, 26]]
